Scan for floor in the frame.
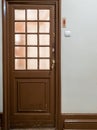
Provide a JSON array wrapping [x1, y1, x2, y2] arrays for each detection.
[[0, 126, 55, 130], [0, 127, 55, 130], [1, 127, 55, 130], [11, 128, 55, 130], [0, 128, 56, 130]]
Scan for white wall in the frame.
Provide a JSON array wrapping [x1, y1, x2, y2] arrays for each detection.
[[1, 0, 97, 113], [0, 0, 3, 112], [61, 0, 97, 113]]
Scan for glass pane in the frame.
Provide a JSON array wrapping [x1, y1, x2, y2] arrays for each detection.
[[27, 47, 37, 57], [27, 9, 37, 20], [39, 34, 50, 45], [15, 47, 25, 57], [15, 10, 25, 20], [15, 22, 25, 33], [15, 34, 25, 45], [39, 59, 50, 70], [15, 59, 26, 70], [39, 22, 50, 33], [27, 34, 37, 45], [39, 10, 50, 20], [39, 47, 50, 57], [27, 59, 37, 70], [27, 22, 37, 33]]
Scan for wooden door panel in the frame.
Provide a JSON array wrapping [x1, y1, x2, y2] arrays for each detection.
[[3, 0, 60, 129], [13, 78, 50, 113], [17, 79, 49, 112], [10, 74, 55, 127], [8, 3, 56, 128], [10, 78, 55, 128]]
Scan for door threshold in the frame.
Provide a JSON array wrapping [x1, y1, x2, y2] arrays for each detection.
[[11, 128, 55, 130]]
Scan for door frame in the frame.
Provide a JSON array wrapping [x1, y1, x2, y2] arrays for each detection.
[[2, 0, 61, 129]]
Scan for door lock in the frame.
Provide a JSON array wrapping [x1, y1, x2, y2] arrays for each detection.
[[51, 59, 55, 69]]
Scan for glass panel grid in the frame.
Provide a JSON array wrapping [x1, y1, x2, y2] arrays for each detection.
[[27, 22, 37, 33], [15, 59, 26, 70], [14, 8, 51, 70], [27, 34, 37, 45], [39, 34, 50, 45], [27, 47, 37, 57], [15, 34, 25, 45], [27, 59, 38, 70], [15, 47, 25, 57], [27, 9, 37, 20], [39, 59, 50, 70], [39, 47, 50, 58], [15, 10, 25, 20], [39, 22, 50, 33], [15, 22, 25, 33], [39, 10, 50, 20]]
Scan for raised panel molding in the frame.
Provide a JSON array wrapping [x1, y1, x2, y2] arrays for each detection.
[[15, 78, 49, 113], [60, 114, 97, 130]]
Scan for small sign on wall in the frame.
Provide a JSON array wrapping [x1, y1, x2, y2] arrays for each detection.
[[62, 18, 66, 28]]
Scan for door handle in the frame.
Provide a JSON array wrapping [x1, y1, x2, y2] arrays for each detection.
[[51, 47, 55, 69], [51, 59, 55, 69]]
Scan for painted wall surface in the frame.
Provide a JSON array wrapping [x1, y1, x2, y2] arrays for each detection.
[[0, 0, 3, 112], [61, 0, 97, 113], [1, 0, 97, 113]]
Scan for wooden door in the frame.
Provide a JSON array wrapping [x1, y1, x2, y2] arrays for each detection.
[[5, 2, 58, 129]]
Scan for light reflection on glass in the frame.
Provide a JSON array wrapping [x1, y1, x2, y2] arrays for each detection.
[[39, 22, 50, 33], [27, 59, 37, 70], [15, 22, 25, 33], [15, 59, 26, 70], [15, 47, 25, 57], [27, 34, 37, 45], [15, 10, 25, 20], [39, 10, 50, 20], [27, 9, 37, 20], [39, 34, 50, 45], [15, 34, 25, 45], [39, 47, 50, 57], [27, 47, 37, 57], [27, 22, 37, 33], [14, 9, 51, 70], [39, 59, 50, 70]]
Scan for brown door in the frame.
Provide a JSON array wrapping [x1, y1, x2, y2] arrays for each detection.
[[7, 2, 57, 129]]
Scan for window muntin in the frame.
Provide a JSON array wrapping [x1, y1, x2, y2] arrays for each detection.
[[14, 9, 51, 70]]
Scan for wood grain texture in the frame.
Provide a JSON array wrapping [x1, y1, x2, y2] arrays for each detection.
[[3, 0, 61, 129]]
